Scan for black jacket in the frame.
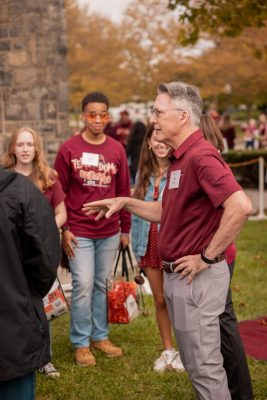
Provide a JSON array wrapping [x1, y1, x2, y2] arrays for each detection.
[[126, 121, 147, 175], [0, 167, 61, 382]]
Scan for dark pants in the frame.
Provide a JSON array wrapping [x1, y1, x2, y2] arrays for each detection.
[[0, 372, 35, 400], [220, 261, 254, 400]]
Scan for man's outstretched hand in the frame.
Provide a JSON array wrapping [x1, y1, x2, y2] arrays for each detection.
[[82, 197, 126, 220]]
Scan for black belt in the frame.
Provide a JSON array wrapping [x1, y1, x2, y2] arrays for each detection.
[[162, 254, 225, 274]]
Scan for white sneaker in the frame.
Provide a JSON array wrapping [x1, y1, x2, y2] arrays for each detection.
[[39, 362, 60, 378], [154, 348, 176, 372], [171, 352, 185, 371]]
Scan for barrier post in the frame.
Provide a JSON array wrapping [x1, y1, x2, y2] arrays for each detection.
[[249, 157, 267, 221]]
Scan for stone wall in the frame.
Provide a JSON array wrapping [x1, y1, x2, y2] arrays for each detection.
[[0, 0, 69, 164]]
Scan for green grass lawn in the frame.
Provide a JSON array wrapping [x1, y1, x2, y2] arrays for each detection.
[[36, 220, 267, 400]]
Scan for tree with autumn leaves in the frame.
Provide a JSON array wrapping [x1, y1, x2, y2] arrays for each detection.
[[65, 0, 267, 110], [65, 0, 132, 111], [168, 0, 267, 45], [65, 0, 184, 109]]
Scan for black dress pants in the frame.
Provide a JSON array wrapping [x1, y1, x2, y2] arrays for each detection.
[[220, 261, 254, 400]]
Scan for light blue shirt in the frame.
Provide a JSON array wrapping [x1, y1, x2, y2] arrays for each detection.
[[131, 174, 166, 262]]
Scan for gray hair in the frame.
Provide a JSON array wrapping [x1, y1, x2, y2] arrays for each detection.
[[157, 81, 203, 127]]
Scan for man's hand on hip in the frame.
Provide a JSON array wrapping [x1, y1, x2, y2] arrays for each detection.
[[173, 254, 209, 284]]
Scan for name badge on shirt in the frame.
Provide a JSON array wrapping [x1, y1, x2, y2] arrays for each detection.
[[82, 152, 99, 166], [169, 170, 182, 189]]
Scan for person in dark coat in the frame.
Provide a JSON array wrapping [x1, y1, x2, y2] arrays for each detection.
[[126, 120, 147, 184], [219, 114, 236, 150], [0, 167, 61, 400], [113, 110, 132, 147]]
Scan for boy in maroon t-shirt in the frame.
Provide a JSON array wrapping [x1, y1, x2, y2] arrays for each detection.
[[54, 92, 131, 367]]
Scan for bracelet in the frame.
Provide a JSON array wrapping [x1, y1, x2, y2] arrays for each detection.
[[61, 226, 69, 232], [201, 248, 220, 264]]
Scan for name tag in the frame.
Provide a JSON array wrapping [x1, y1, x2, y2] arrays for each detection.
[[169, 170, 182, 189], [82, 152, 99, 166]]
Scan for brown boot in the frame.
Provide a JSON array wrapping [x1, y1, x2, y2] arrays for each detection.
[[74, 347, 96, 367], [90, 340, 123, 358]]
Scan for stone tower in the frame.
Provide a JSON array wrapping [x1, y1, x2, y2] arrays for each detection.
[[0, 0, 69, 163]]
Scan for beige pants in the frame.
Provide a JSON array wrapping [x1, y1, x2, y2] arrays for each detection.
[[164, 260, 231, 400]]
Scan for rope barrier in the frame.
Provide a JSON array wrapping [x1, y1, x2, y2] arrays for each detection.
[[222, 156, 267, 220], [225, 156, 267, 169], [242, 157, 267, 221], [228, 158, 261, 168]]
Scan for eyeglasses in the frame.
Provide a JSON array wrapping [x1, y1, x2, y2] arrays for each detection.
[[84, 112, 109, 122], [150, 107, 186, 119]]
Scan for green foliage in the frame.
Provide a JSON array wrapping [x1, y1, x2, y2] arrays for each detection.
[[36, 221, 267, 399], [175, 25, 267, 107], [168, 0, 267, 45]]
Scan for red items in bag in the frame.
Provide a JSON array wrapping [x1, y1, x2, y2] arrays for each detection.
[[108, 280, 140, 324]]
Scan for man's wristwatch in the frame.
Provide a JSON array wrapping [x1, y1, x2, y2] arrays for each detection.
[[61, 226, 69, 233], [201, 248, 224, 264]]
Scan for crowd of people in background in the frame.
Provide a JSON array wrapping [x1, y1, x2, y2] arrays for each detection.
[[241, 114, 267, 149], [206, 103, 267, 151], [103, 103, 267, 187]]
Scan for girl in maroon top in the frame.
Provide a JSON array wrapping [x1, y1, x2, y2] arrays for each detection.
[[3, 127, 66, 229], [132, 126, 184, 372], [2, 126, 66, 377], [200, 115, 237, 264], [200, 115, 253, 399]]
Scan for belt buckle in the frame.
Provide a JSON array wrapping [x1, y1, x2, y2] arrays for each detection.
[[169, 262, 175, 273], [163, 261, 175, 273]]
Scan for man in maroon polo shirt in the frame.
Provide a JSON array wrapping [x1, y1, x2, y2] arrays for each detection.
[[83, 82, 252, 400]]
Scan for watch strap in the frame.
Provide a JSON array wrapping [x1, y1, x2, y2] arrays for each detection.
[[201, 248, 223, 264]]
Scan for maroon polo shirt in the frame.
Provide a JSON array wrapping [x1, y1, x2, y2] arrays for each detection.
[[158, 130, 242, 261]]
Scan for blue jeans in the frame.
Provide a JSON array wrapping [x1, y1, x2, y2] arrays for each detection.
[[69, 234, 120, 348], [0, 372, 35, 400]]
